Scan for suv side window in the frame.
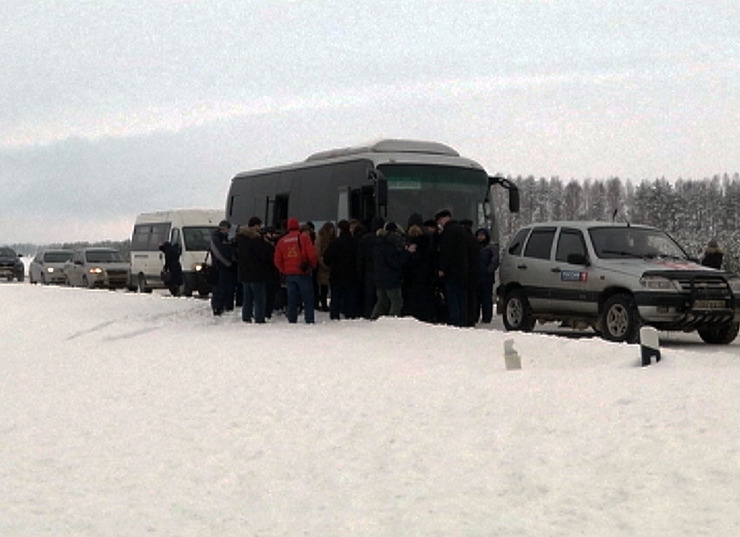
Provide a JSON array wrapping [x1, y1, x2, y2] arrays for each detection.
[[507, 228, 531, 256], [556, 228, 587, 262], [524, 228, 556, 260]]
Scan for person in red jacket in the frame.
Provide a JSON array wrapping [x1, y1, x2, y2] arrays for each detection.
[[273, 218, 319, 323]]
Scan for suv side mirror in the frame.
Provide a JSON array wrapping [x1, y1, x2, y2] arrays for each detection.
[[567, 253, 589, 265]]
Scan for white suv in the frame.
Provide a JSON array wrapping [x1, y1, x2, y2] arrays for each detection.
[[497, 221, 740, 344]]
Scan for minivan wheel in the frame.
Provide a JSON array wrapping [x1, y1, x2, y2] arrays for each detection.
[[600, 293, 640, 343], [698, 322, 740, 344], [137, 274, 153, 294], [503, 289, 535, 332]]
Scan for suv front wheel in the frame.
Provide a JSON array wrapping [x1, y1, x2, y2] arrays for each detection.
[[600, 293, 640, 343], [503, 289, 535, 332], [697, 322, 740, 344]]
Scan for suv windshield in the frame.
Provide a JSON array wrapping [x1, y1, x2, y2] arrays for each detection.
[[590, 227, 688, 260], [379, 164, 489, 226], [85, 250, 125, 263]]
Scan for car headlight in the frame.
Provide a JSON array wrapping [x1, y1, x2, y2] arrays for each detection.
[[88, 267, 103, 274], [193, 263, 203, 272], [640, 275, 681, 291], [46, 267, 55, 273]]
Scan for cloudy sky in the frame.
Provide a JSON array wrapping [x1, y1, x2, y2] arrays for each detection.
[[1, 0, 738, 244]]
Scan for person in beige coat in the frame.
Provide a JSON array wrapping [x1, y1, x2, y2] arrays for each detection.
[[314, 221, 335, 311]]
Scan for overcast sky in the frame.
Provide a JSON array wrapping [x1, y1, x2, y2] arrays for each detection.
[[1, 0, 738, 244]]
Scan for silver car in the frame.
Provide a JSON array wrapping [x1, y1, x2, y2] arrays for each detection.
[[29, 249, 74, 284], [63, 248, 130, 289], [497, 221, 740, 344]]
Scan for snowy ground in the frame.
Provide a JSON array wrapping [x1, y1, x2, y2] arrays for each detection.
[[2, 281, 740, 536]]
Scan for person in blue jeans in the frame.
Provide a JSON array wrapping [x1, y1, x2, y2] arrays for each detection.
[[236, 217, 275, 323], [273, 218, 319, 323]]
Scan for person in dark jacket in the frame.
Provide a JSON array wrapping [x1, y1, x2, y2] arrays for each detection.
[[435, 209, 470, 327], [209, 220, 237, 316], [236, 217, 275, 323], [475, 228, 500, 323], [402, 224, 437, 322], [158, 241, 183, 296], [371, 222, 410, 319], [701, 239, 724, 270], [323, 220, 359, 320], [358, 216, 385, 318]]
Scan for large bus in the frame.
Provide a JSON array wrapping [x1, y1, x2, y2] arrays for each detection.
[[225, 139, 519, 239]]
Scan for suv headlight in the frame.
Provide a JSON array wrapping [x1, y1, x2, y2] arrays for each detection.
[[727, 278, 740, 295], [640, 275, 681, 291], [88, 267, 103, 274]]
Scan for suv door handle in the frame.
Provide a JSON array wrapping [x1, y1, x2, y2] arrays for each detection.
[[517, 264, 527, 270], [551, 267, 561, 272]]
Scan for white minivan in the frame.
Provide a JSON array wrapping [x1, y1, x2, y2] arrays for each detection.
[[129, 208, 223, 295]]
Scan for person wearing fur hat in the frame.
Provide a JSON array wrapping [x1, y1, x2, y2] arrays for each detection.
[[701, 239, 724, 270], [273, 218, 319, 323]]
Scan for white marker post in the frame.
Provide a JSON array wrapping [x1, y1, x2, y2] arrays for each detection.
[[640, 326, 661, 367], [504, 339, 522, 370]]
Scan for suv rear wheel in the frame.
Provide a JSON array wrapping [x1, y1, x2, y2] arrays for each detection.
[[503, 289, 535, 332], [600, 293, 640, 343]]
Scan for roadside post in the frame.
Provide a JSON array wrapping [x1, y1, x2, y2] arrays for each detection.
[[640, 326, 661, 367], [504, 339, 522, 370]]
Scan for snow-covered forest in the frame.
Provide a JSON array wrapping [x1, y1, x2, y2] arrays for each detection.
[[493, 173, 740, 272]]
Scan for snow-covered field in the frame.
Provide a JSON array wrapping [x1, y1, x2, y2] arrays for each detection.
[[2, 282, 739, 536]]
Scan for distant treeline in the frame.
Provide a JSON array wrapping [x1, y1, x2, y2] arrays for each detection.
[[491, 173, 740, 273]]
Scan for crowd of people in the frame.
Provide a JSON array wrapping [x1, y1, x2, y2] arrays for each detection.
[[202, 209, 500, 326]]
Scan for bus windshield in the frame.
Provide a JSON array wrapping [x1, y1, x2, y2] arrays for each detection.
[[378, 163, 489, 226]]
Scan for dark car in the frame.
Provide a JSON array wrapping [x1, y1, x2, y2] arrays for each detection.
[[0, 247, 25, 282]]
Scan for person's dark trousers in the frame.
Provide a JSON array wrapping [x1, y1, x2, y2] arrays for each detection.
[[265, 277, 279, 318], [477, 276, 494, 323], [329, 282, 358, 320], [285, 274, 315, 323], [211, 268, 237, 315], [362, 276, 377, 319], [242, 281, 267, 323], [443, 278, 465, 327]]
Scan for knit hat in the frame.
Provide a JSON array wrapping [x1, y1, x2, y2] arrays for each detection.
[[287, 218, 300, 231]]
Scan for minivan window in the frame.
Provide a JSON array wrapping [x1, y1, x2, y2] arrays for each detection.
[[523, 228, 556, 260]]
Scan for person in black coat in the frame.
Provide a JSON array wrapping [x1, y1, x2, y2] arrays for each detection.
[[701, 239, 724, 270], [323, 220, 359, 320], [209, 220, 237, 316], [371, 222, 410, 319], [158, 241, 183, 296], [435, 209, 470, 327], [357, 216, 385, 318], [402, 224, 437, 323], [236, 217, 275, 323]]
